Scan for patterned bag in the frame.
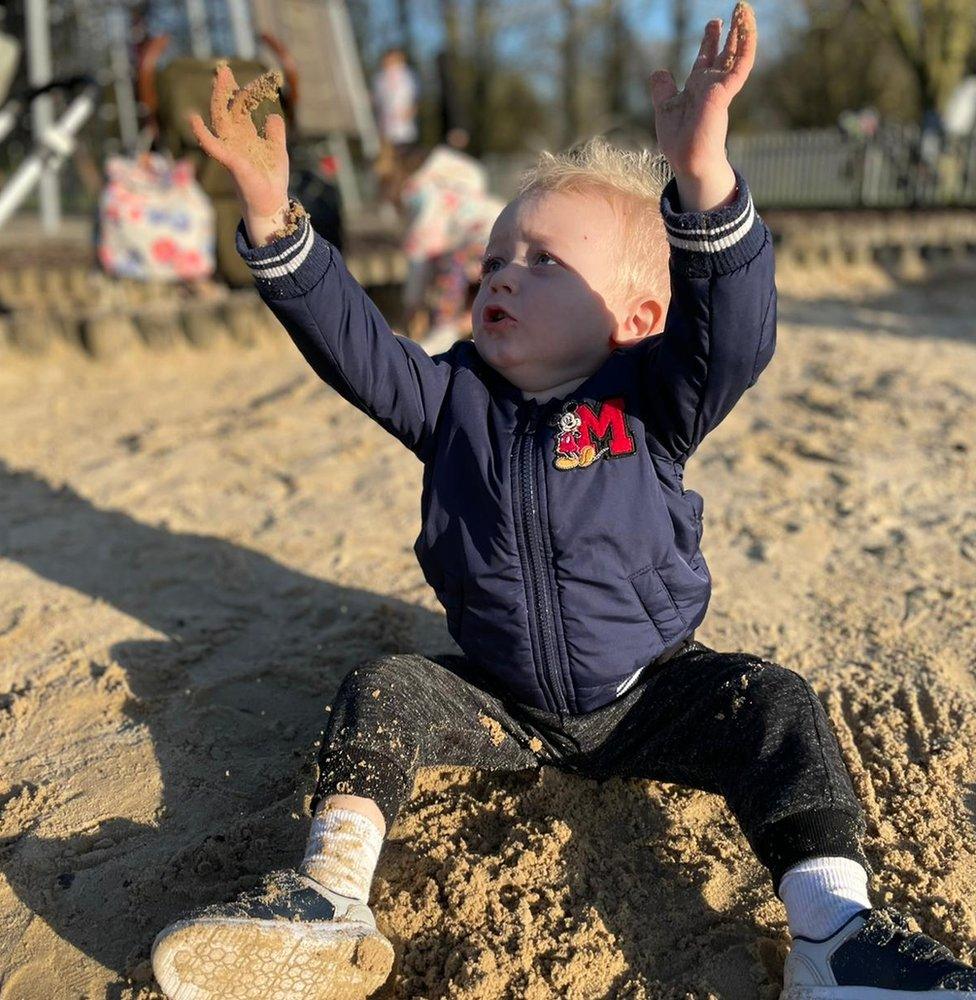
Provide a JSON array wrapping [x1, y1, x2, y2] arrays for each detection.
[[98, 154, 215, 281]]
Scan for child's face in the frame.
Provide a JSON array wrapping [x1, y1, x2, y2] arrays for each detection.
[[471, 188, 663, 393]]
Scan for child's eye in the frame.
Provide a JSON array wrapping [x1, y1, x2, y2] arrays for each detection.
[[535, 252, 558, 266], [481, 257, 501, 276]]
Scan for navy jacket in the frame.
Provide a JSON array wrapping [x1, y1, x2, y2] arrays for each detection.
[[238, 177, 776, 713]]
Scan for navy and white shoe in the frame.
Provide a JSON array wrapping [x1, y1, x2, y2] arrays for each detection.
[[151, 870, 393, 1000], [782, 907, 976, 998]]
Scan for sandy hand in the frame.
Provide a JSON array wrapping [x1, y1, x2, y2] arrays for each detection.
[[650, 2, 756, 208], [190, 62, 290, 237]]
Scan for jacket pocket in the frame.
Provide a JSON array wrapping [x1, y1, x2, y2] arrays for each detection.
[[629, 565, 689, 646], [686, 489, 704, 544]]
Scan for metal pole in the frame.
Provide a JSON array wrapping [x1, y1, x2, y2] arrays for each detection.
[[185, 0, 212, 58], [26, 0, 60, 231], [327, 132, 361, 214], [0, 85, 97, 229], [326, 0, 379, 158], [0, 99, 19, 145], [226, 0, 256, 59], [107, 3, 140, 152]]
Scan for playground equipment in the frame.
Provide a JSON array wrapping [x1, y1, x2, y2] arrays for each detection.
[[0, 11, 99, 230], [2, 0, 376, 245], [0, 75, 99, 229]]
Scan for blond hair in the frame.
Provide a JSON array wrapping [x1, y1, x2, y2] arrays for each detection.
[[517, 136, 671, 302]]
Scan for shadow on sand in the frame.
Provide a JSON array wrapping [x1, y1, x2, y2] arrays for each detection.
[[777, 264, 976, 344], [0, 460, 771, 997], [0, 459, 445, 993]]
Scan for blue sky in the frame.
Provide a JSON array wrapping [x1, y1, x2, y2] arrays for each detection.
[[358, 0, 801, 71], [140, 0, 804, 103], [348, 0, 803, 114]]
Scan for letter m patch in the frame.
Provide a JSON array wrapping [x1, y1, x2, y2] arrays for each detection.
[[577, 397, 636, 458]]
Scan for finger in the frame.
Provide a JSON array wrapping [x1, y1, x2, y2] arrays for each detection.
[[719, 1, 757, 83], [262, 112, 286, 150], [210, 62, 238, 134], [230, 70, 283, 117], [222, 60, 241, 92], [694, 18, 722, 70], [649, 70, 678, 111], [190, 112, 231, 167]]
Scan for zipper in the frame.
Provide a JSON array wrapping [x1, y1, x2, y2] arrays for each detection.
[[514, 405, 568, 712]]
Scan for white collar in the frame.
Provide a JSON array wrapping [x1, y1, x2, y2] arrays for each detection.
[[521, 375, 588, 404]]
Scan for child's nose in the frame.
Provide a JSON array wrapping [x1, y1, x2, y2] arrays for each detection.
[[490, 264, 518, 294]]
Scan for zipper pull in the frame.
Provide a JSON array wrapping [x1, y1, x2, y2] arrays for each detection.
[[521, 400, 539, 435]]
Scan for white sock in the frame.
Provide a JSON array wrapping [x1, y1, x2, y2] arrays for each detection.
[[300, 805, 384, 903], [779, 856, 871, 940]]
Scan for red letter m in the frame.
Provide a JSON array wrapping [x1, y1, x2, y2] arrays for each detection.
[[576, 397, 636, 457]]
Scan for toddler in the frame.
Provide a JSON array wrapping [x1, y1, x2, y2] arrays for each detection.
[[152, 6, 976, 999]]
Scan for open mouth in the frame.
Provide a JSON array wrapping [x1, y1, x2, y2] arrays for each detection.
[[482, 304, 515, 325]]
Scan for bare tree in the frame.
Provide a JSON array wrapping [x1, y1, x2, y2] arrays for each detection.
[[600, 0, 629, 121], [857, 0, 976, 117], [345, 0, 373, 70], [557, 0, 583, 145], [439, 0, 463, 66], [739, 0, 919, 128], [435, 0, 464, 142], [394, 0, 417, 67], [471, 0, 497, 156], [670, 0, 692, 77]]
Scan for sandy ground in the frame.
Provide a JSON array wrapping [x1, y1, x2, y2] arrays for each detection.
[[1, 263, 975, 999]]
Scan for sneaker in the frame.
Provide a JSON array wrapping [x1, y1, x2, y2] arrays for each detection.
[[782, 906, 976, 998], [151, 870, 394, 1000]]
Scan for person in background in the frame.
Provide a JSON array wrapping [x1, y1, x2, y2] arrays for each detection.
[[945, 67, 976, 140], [371, 46, 419, 213], [400, 127, 505, 353]]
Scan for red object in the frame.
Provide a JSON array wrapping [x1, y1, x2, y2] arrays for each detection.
[[174, 249, 204, 278], [575, 398, 636, 457], [151, 237, 178, 263], [319, 155, 337, 177], [557, 430, 579, 456]]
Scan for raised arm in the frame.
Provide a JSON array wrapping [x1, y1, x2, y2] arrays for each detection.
[[190, 64, 453, 460], [642, 3, 776, 462], [650, 2, 755, 213]]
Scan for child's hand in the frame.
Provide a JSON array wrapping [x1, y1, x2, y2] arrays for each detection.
[[189, 63, 290, 247], [650, 2, 756, 212]]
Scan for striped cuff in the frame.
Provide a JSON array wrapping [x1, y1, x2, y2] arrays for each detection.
[[235, 204, 334, 299], [660, 170, 767, 277]]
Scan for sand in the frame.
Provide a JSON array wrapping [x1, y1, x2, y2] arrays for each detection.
[[209, 61, 284, 176], [0, 262, 975, 998], [478, 715, 508, 748]]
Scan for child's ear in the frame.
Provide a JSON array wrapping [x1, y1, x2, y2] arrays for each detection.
[[611, 295, 666, 348]]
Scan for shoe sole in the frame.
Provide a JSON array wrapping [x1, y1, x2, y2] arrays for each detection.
[[151, 915, 394, 1000], [781, 988, 976, 999]]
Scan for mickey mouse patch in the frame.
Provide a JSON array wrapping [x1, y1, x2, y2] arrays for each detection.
[[550, 397, 636, 470]]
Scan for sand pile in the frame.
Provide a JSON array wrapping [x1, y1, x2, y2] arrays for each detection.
[[0, 264, 974, 998]]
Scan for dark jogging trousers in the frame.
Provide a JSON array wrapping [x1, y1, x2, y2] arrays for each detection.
[[311, 641, 868, 893]]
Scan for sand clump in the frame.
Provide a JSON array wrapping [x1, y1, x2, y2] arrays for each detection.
[[228, 67, 284, 115], [210, 61, 284, 176], [0, 266, 974, 997], [479, 714, 507, 748], [269, 200, 307, 241]]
